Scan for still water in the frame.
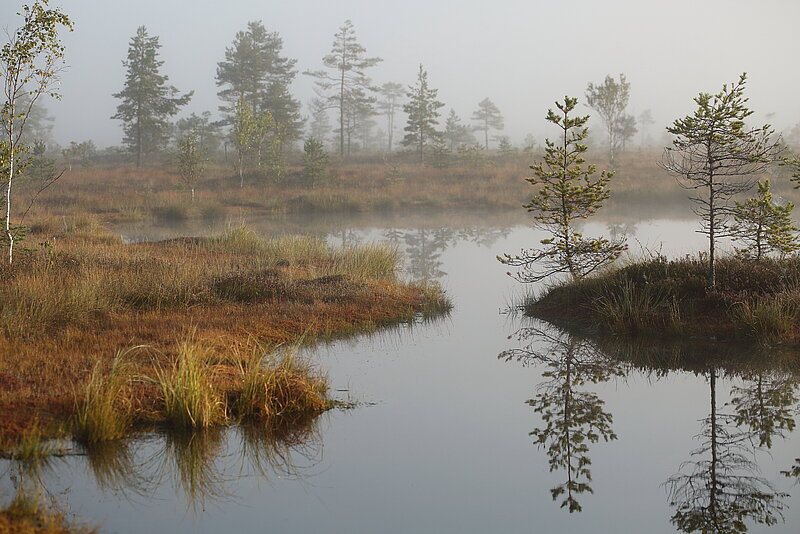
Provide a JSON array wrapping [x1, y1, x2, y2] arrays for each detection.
[[2, 213, 799, 533]]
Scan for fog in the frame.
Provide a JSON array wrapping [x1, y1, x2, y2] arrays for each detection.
[[4, 0, 800, 148]]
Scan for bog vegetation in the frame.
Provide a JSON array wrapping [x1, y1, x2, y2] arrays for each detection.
[[511, 74, 800, 348]]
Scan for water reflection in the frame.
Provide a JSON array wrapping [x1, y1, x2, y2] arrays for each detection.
[[500, 323, 800, 531], [1, 444, 75, 529], [499, 327, 623, 512], [665, 367, 788, 533], [731, 371, 798, 450], [2, 415, 324, 517]]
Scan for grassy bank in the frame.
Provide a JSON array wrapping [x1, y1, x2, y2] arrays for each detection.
[[19, 149, 747, 225], [526, 255, 800, 345], [0, 220, 450, 451]]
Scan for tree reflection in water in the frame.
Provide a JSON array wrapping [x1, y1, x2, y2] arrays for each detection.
[[501, 324, 800, 528], [383, 225, 512, 281], [731, 371, 797, 449], [665, 368, 789, 533], [500, 326, 623, 512]]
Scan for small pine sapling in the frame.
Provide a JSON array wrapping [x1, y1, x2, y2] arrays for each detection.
[[731, 180, 799, 259], [498, 96, 626, 282]]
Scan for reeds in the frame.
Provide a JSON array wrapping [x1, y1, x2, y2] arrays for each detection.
[[233, 344, 331, 421], [155, 339, 226, 429], [593, 279, 670, 334], [1, 425, 57, 462], [732, 297, 800, 343], [73, 351, 135, 444]]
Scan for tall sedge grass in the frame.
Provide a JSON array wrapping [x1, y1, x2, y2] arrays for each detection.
[[155, 339, 226, 429], [732, 297, 800, 343], [1, 425, 57, 462], [330, 243, 399, 279], [73, 351, 136, 444], [593, 279, 670, 334], [233, 343, 330, 421]]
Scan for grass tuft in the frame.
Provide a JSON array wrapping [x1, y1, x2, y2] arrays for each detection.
[[233, 343, 331, 421], [155, 338, 226, 429], [593, 278, 670, 334], [732, 297, 800, 343], [73, 350, 136, 444]]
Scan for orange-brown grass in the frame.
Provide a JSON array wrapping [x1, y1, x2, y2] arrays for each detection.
[[18, 148, 799, 227], [0, 221, 448, 448], [18, 160, 537, 223], [0, 509, 96, 534]]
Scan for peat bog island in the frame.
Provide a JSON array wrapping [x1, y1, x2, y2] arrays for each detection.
[[2, 1, 800, 533]]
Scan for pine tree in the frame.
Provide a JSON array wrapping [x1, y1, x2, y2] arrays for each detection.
[[112, 26, 192, 167], [217, 22, 302, 154], [308, 97, 331, 146], [175, 111, 223, 154], [443, 109, 474, 151], [402, 65, 444, 164], [305, 20, 382, 158], [661, 73, 781, 287], [28, 139, 55, 181], [263, 78, 303, 149], [302, 137, 328, 185], [472, 97, 504, 149], [731, 180, 798, 259], [498, 97, 626, 282], [497, 136, 517, 159], [216, 21, 272, 113]]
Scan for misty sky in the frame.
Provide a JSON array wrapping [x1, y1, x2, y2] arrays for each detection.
[[3, 0, 800, 148]]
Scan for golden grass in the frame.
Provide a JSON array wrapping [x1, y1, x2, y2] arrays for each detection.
[[73, 351, 135, 444], [233, 343, 330, 421], [155, 338, 226, 429], [0, 508, 96, 534], [19, 150, 789, 232], [0, 218, 449, 446]]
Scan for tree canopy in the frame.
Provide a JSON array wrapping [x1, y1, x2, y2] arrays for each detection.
[[402, 65, 444, 163], [112, 26, 192, 167], [216, 21, 302, 151], [472, 97, 504, 149], [1, 0, 72, 263], [499, 96, 625, 282], [305, 20, 382, 158], [585, 73, 631, 164]]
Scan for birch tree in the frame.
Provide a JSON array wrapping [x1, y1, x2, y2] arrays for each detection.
[[585, 74, 630, 164], [1, 0, 72, 263]]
